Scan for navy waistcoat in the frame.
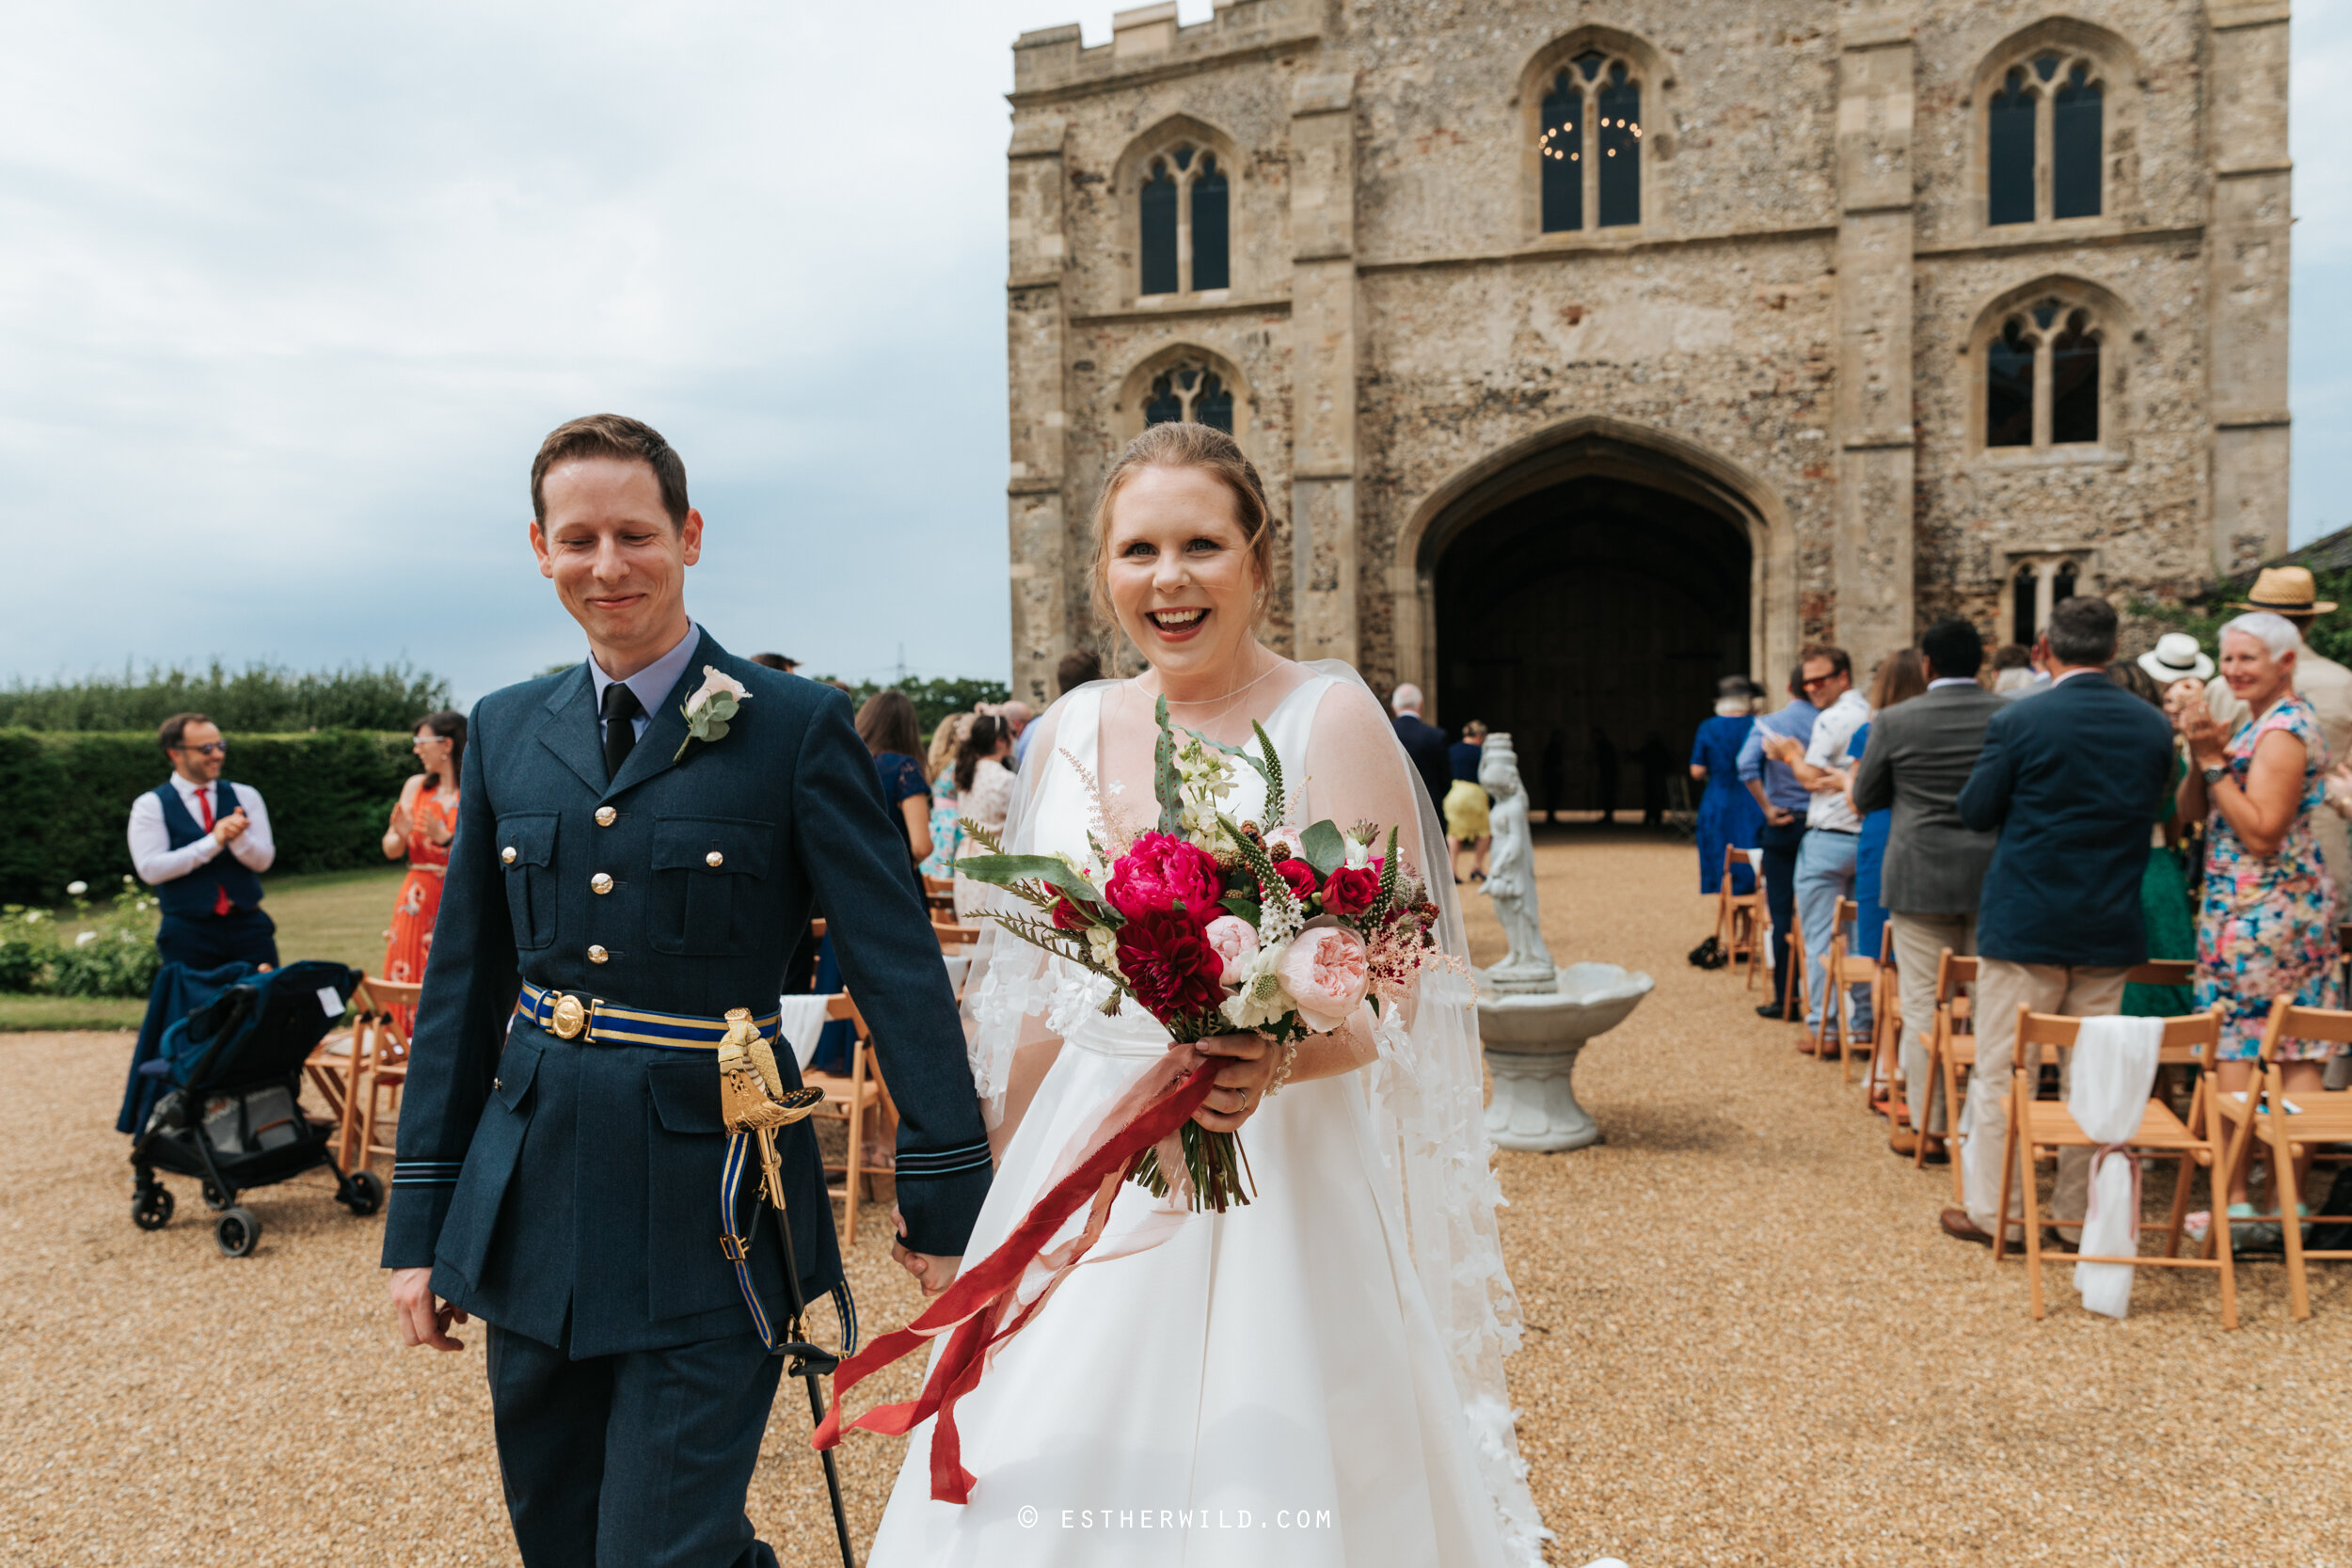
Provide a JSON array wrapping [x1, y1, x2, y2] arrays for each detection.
[[152, 782, 265, 920]]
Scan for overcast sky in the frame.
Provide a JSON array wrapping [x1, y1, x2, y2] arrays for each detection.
[[0, 3, 2344, 706]]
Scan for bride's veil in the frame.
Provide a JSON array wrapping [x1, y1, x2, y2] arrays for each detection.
[[957, 662, 1549, 1563]]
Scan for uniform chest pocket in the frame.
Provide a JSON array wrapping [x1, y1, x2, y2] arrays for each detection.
[[496, 814, 560, 952], [650, 816, 772, 957]]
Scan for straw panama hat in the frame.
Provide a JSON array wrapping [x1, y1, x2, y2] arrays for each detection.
[[2137, 632, 2215, 684], [2233, 565, 2338, 617]]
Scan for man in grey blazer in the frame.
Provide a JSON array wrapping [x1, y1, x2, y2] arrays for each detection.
[[1851, 619, 2004, 1159]]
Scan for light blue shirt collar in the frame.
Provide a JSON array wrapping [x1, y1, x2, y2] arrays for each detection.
[[589, 623, 703, 742]]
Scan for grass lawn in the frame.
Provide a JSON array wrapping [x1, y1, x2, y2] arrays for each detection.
[[0, 864, 406, 1032]]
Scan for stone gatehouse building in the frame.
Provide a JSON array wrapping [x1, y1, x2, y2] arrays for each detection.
[[1001, 0, 2292, 800]]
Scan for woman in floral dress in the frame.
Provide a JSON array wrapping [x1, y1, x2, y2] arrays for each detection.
[[2180, 613, 2344, 1239], [380, 711, 465, 1032]]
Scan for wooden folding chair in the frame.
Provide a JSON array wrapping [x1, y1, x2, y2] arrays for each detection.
[[800, 994, 897, 1247], [2208, 1000, 2352, 1321], [1993, 1004, 2236, 1326], [343, 978, 419, 1177], [1715, 847, 1763, 972], [933, 919, 984, 955], [1916, 950, 1976, 1193], [303, 1006, 362, 1132], [923, 874, 958, 919], [1808, 897, 1879, 1076], [1863, 923, 1902, 1115], [1764, 896, 1805, 1021]]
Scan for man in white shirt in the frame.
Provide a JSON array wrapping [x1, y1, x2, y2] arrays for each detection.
[[127, 712, 278, 971], [1765, 648, 1871, 1039]]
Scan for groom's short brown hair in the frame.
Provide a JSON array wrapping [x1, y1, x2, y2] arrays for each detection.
[[531, 414, 691, 529]]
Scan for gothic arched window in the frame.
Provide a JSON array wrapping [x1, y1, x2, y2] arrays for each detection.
[[1140, 160, 1179, 295], [1538, 51, 1644, 233], [1144, 361, 1234, 435], [1985, 51, 2106, 226], [1979, 293, 2107, 453], [1136, 144, 1232, 297], [2051, 63, 2104, 220]]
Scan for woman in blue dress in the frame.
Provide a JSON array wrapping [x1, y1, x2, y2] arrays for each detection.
[[1689, 676, 1764, 895]]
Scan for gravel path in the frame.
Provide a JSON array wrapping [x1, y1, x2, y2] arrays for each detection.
[[3, 833, 2344, 1565]]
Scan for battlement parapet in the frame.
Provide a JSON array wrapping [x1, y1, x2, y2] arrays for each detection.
[[1012, 0, 1319, 101]]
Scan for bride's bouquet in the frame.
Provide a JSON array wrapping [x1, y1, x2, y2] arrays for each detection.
[[956, 695, 1450, 1211]]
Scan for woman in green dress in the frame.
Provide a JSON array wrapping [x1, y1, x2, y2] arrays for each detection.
[[2110, 661, 2198, 1015]]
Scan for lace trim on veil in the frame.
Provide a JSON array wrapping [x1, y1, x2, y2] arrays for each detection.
[[958, 667, 1549, 1563]]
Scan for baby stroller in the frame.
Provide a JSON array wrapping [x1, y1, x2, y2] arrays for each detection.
[[128, 959, 383, 1257]]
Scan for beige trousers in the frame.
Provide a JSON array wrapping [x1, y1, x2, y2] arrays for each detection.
[[1963, 958, 2129, 1235], [1888, 911, 1975, 1135]]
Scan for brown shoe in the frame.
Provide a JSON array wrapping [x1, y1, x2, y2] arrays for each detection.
[[1890, 1129, 1952, 1164], [1940, 1209, 1996, 1246]]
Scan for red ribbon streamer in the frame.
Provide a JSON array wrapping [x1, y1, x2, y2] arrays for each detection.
[[813, 1050, 1219, 1504]]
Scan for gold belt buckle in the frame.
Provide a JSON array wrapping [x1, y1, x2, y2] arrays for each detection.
[[549, 992, 588, 1040]]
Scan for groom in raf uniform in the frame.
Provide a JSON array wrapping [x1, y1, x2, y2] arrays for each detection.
[[385, 414, 992, 1568]]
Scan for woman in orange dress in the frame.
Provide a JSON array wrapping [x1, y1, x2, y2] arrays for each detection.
[[380, 710, 465, 1030]]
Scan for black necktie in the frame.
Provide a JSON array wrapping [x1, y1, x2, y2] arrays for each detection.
[[602, 680, 643, 782]]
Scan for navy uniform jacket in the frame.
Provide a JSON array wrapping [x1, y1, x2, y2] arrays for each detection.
[[1955, 670, 2175, 969], [383, 632, 993, 1357]]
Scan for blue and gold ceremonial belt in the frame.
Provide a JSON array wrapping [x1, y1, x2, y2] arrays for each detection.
[[516, 980, 782, 1052]]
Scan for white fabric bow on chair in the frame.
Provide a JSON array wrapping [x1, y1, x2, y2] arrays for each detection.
[[2069, 1014, 2164, 1319], [774, 994, 834, 1071]]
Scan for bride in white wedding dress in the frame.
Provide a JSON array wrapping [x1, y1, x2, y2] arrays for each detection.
[[865, 423, 1551, 1567]]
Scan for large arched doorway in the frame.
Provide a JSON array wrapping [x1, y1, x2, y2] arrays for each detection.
[[1404, 420, 1785, 818]]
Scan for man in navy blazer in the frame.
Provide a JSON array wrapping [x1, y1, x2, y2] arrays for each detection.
[[384, 415, 991, 1568], [1946, 595, 2172, 1248], [1389, 682, 1454, 809]]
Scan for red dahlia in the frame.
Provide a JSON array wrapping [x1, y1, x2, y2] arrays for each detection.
[[1115, 907, 1230, 1022]]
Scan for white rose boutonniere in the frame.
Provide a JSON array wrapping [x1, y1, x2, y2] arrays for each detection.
[[675, 665, 751, 762]]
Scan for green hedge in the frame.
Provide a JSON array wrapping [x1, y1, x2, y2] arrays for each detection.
[[0, 730, 413, 905]]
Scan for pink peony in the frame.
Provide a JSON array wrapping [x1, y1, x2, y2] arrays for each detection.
[[1201, 914, 1261, 987], [1274, 926, 1372, 1033], [1104, 832, 1224, 923]]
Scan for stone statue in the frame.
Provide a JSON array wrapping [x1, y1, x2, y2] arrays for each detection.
[[1478, 732, 1557, 991]]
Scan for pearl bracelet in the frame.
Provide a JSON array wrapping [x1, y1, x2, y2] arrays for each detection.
[[1264, 1037, 1300, 1099]]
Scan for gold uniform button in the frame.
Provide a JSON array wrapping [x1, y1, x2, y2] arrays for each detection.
[[591, 873, 613, 895], [501, 847, 517, 865], [587, 944, 610, 965], [595, 806, 617, 827], [706, 850, 724, 868]]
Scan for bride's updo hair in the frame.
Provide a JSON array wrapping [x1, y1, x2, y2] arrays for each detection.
[[1089, 421, 1275, 632]]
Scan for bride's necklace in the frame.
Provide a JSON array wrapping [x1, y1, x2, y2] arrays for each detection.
[[1140, 657, 1279, 727]]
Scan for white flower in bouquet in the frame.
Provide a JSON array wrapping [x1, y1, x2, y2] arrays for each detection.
[[1171, 735, 1239, 845], [1218, 941, 1295, 1032]]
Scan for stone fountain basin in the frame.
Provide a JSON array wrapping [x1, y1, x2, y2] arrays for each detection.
[[1477, 962, 1655, 1051]]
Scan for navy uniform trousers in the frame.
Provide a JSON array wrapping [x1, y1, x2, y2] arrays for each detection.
[[385, 630, 993, 1568]]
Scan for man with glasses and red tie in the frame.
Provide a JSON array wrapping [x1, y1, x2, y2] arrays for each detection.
[[127, 711, 279, 970]]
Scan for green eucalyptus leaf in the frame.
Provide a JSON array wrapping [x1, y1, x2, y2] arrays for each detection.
[[1299, 818, 1346, 879], [955, 853, 1109, 907]]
